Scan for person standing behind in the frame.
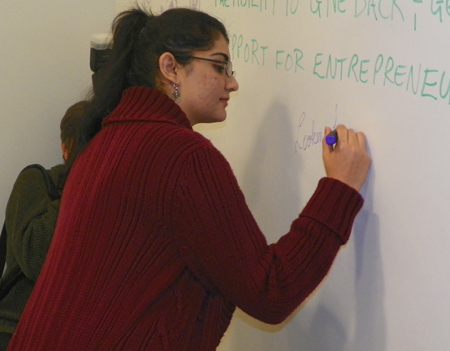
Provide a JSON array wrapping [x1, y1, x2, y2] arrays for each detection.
[[0, 100, 88, 350], [8, 7, 371, 351]]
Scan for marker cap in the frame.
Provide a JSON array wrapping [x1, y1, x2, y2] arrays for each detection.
[[325, 132, 337, 145]]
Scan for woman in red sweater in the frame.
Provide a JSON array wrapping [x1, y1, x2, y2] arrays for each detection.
[[8, 6, 370, 351]]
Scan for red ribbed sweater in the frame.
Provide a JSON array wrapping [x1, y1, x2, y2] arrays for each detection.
[[8, 87, 363, 350]]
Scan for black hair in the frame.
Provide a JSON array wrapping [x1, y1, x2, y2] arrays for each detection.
[[69, 6, 228, 169]]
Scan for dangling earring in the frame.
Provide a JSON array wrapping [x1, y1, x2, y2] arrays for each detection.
[[172, 83, 180, 104]]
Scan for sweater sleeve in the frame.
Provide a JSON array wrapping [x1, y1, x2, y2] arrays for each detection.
[[5, 167, 60, 281], [172, 146, 363, 325]]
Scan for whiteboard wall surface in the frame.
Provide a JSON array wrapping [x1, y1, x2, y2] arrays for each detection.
[[0, 1, 116, 223], [127, 0, 448, 349]]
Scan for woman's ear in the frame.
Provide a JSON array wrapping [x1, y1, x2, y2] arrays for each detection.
[[61, 142, 70, 162], [158, 52, 179, 83]]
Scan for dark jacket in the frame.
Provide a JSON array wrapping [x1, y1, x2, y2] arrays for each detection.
[[0, 164, 63, 334]]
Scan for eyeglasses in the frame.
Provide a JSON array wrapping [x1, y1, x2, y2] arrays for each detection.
[[187, 56, 236, 78]]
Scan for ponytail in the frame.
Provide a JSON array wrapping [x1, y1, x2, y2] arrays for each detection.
[[82, 8, 150, 143], [69, 7, 152, 169]]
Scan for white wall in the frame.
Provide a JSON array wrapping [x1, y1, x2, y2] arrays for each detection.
[[0, 1, 116, 222]]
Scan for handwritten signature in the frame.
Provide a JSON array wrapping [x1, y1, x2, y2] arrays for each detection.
[[295, 105, 338, 152]]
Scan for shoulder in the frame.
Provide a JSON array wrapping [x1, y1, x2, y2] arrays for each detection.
[[178, 130, 227, 162], [16, 165, 47, 183], [6, 166, 51, 211], [154, 124, 220, 158], [177, 134, 236, 179], [12, 165, 54, 194]]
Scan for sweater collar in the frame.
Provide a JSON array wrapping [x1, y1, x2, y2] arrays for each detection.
[[102, 86, 192, 130]]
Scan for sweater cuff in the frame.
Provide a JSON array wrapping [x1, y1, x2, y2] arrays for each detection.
[[296, 177, 364, 244]]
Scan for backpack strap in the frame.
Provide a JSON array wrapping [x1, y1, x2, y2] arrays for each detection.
[[0, 164, 58, 275], [0, 225, 6, 276], [20, 164, 59, 200]]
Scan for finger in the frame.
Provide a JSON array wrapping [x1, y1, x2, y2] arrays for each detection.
[[356, 131, 367, 149], [335, 124, 348, 145], [346, 129, 357, 145]]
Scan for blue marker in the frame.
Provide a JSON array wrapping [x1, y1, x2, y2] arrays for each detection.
[[325, 130, 338, 145]]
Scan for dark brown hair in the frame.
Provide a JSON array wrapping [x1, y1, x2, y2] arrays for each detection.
[[60, 100, 90, 157], [58, 99, 90, 191]]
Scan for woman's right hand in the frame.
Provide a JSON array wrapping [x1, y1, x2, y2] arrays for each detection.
[[322, 124, 371, 192]]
